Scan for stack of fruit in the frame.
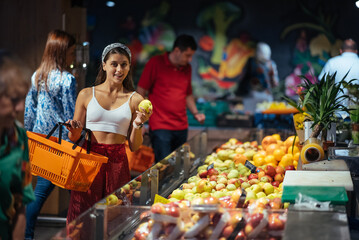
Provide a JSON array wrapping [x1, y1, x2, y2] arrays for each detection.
[[132, 200, 287, 240]]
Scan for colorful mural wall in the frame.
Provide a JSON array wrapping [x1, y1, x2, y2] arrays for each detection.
[[86, 0, 359, 99]]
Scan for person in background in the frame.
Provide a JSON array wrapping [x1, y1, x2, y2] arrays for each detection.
[[0, 50, 35, 240], [65, 43, 151, 223], [24, 30, 77, 239], [318, 38, 359, 116], [235, 42, 279, 114], [137, 34, 205, 163]]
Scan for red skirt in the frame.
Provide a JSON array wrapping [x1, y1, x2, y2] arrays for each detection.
[[66, 142, 131, 223]]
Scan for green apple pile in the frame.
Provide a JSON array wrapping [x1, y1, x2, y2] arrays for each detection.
[[168, 137, 288, 206]]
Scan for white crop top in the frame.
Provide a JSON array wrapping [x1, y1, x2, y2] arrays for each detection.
[[86, 87, 135, 136]]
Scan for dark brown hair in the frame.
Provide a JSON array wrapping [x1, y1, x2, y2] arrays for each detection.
[[94, 47, 135, 91], [35, 30, 76, 90]]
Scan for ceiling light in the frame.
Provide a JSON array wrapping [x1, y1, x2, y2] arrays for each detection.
[[356, 0, 359, 8], [106, 1, 115, 7]]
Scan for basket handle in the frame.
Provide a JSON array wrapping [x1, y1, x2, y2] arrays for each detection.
[[46, 122, 92, 154], [72, 128, 92, 154], [46, 122, 70, 144]]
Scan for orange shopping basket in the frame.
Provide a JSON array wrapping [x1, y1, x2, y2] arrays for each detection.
[[27, 122, 108, 192]]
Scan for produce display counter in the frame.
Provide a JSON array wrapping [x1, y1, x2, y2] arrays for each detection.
[[49, 129, 355, 240]]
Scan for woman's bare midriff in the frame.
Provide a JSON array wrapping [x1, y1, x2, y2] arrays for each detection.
[[90, 131, 127, 144]]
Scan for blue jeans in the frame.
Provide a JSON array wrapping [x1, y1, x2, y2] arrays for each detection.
[[25, 176, 55, 239], [150, 129, 188, 163]]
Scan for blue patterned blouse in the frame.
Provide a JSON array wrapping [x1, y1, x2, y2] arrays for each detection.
[[25, 69, 77, 141]]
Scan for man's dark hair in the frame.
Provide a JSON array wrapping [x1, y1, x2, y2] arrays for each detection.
[[341, 39, 357, 52], [173, 34, 197, 51]]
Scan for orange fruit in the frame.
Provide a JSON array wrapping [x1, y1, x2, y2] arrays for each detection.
[[233, 154, 247, 165], [266, 143, 278, 155], [293, 152, 300, 162], [284, 135, 300, 149], [287, 146, 300, 155], [264, 155, 277, 165], [279, 154, 293, 168], [276, 140, 284, 146], [272, 134, 281, 141], [273, 148, 285, 161], [253, 152, 266, 162], [261, 136, 277, 151], [267, 162, 278, 167], [254, 156, 266, 166], [293, 160, 298, 168]]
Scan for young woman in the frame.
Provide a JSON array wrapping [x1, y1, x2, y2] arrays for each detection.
[[0, 50, 35, 240], [66, 43, 151, 223], [24, 30, 77, 239]]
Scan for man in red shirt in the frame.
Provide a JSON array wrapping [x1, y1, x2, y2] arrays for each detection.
[[137, 34, 205, 162]]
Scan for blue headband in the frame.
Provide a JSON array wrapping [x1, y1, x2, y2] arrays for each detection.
[[101, 43, 131, 63]]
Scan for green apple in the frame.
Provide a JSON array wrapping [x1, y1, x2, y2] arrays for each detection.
[[217, 150, 231, 160], [184, 193, 195, 201], [224, 160, 235, 169], [228, 169, 239, 179], [200, 192, 211, 198], [263, 183, 274, 195], [245, 191, 257, 200], [106, 194, 118, 205], [215, 183, 226, 191], [226, 183, 237, 191], [241, 181, 251, 189], [250, 184, 262, 194], [188, 176, 200, 184], [212, 191, 226, 199], [235, 147, 245, 154], [217, 176, 228, 184], [138, 99, 152, 113], [171, 189, 185, 200], [256, 192, 267, 199]]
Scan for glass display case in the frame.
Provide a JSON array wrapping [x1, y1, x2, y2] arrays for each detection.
[[49, 128, 351, 240]]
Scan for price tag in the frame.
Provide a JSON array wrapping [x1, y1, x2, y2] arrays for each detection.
[[207, 163, 214, 170], [244, 160, 257, 173], [154, 194, 170, 204]]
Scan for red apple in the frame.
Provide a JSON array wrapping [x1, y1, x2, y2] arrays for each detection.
[[199, 170, 208, 178], [275, 166, 285, 175], [272, 181, 280, 187], [248, 173, 258, 180], [247, 212, 264, 228], [260, 175, 272, 183], [264, 165, 276, 178], [285, 165, 295, 171], [209, 175, 218, 182], [222, 225, 234, 238], [274, 173, 284, 182], [228, 178, 240, 187], [151, 203, 166, 214], [258, 171, 265, 179], [208, 168, 219, 176], [235, 230, 246, 240], [269, 201, 281, 210], [165, 206, 180, 217], [268, 213, 285, 230], [204, 196, 220, 205]]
